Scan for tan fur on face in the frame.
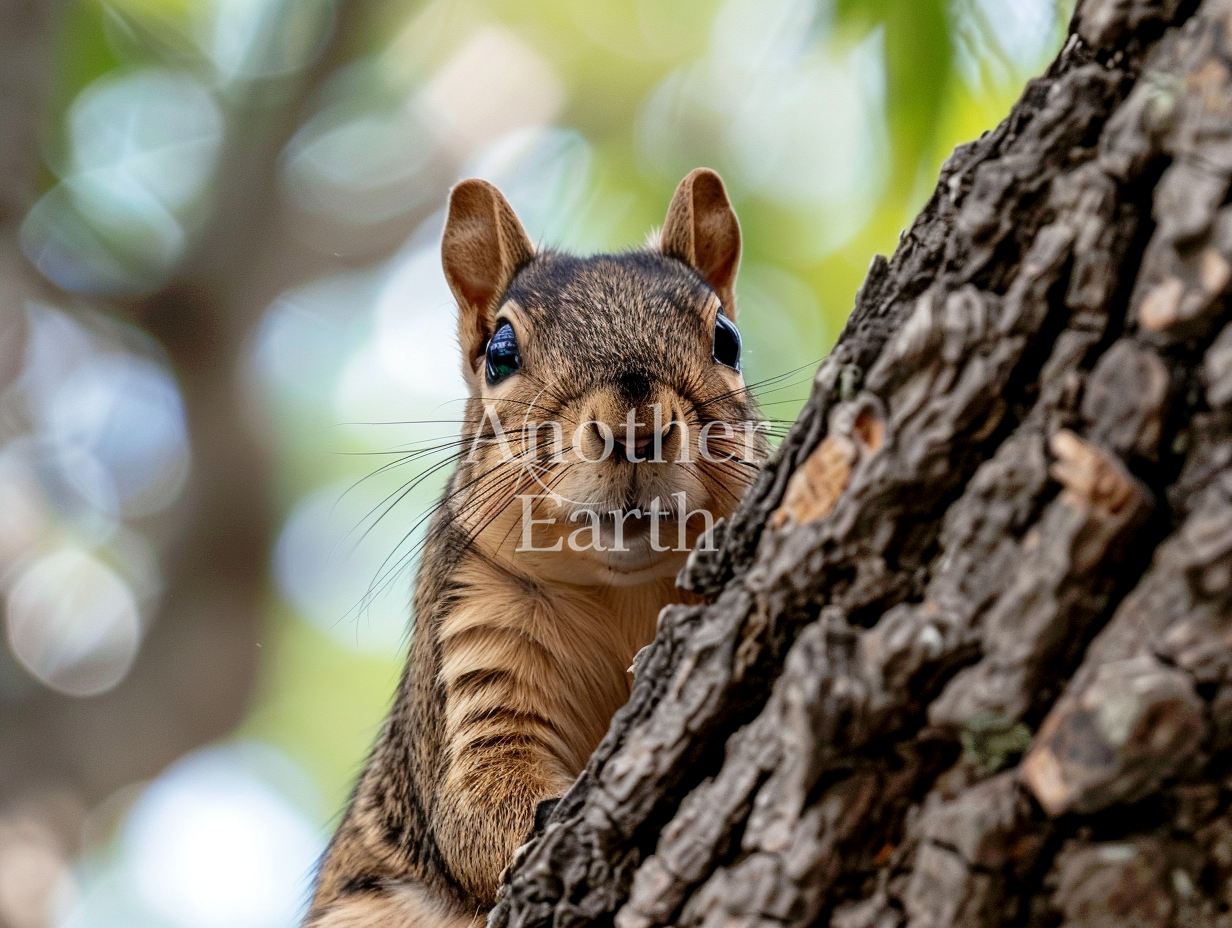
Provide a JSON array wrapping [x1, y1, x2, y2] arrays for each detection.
[[453, 278, 760, 584], [304, 169, 767, 925]]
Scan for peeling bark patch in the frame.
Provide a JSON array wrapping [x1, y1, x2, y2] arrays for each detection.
[[1023, 654, 1207, 816], [771, 433, 854, 529], [771, 397, 886, 529], [1049, 429, 1139, 516], [1139, 276, 1187, 330]]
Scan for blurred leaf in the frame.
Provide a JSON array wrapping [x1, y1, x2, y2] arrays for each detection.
[[48, 2, 124, 143], [108, 0, 195, 20], [833, 0, 888, 34], [881, 0, 952, 201]]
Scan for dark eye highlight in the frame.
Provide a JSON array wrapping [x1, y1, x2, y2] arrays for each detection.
[[712, 312, 741, 370], [485, 321, 521, 384]]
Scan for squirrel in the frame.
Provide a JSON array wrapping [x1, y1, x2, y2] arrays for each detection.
[[302, 168, 768, 927]]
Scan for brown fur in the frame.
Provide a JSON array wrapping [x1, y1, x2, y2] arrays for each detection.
[[303, 169, 767, 927]]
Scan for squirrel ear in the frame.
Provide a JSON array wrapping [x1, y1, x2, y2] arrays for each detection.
[[660, 168, 741, 317], [442, 179, 535, 362]]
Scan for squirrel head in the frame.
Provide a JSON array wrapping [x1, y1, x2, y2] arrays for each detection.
[[441, 168, 767, 585]]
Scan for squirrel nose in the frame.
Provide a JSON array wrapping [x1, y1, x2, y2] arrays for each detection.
[[629, 434, 656, 457], [611, 426, 666, 461]]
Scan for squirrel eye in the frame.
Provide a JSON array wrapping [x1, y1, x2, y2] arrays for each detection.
[[485, 321, 521, 384], [712, 312, 741, 370]]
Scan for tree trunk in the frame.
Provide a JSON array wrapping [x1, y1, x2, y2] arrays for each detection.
[[491, 0, 1232, 925]]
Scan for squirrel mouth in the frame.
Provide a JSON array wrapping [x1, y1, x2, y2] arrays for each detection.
[[595, 500, 675, 539], [617, 510, 653, 537]]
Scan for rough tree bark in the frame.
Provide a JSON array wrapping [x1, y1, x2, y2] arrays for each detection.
[[491, 0, 1232, 925]]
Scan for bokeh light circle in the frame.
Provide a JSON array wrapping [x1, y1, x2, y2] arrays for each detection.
[[48, 354, 191, 519], [121, 743, 323, 928], [22, 68, 223, 296], [5, 548, 141, 697]]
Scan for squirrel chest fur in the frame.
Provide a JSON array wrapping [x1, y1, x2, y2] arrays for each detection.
[[304, 168, 766, 927]]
